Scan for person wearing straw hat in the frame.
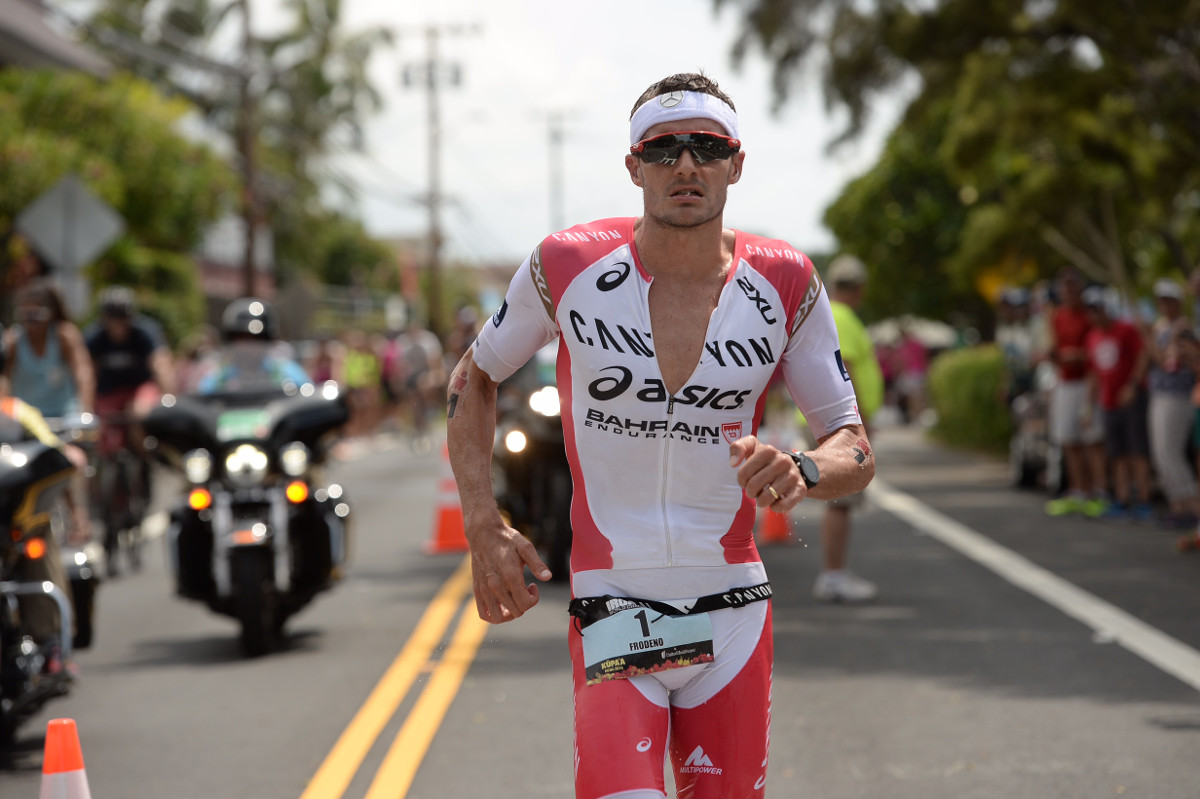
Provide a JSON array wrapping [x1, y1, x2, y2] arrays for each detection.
[[446, 72, 874, 798]]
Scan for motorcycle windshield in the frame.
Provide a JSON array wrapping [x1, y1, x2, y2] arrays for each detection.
[[196, 342, 312, 399]]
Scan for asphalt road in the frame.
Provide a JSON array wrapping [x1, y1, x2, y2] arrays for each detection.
[[3, 422, 1198, 798]]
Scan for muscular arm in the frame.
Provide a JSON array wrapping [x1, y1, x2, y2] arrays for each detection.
[[446, 349, 550, 624], [731, 423, 875, 511]]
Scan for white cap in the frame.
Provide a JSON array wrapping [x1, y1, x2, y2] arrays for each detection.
[[1153, 279, 1184, 300], [827, 255, 868, 286]]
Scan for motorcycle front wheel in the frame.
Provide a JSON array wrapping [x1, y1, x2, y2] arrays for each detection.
[[233, 548, 278, 657]]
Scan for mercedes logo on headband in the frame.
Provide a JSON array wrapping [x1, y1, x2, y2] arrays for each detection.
[[659, 91, 684, 107]]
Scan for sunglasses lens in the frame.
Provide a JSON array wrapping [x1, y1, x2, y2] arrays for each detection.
[[635, 133, 738, 164]]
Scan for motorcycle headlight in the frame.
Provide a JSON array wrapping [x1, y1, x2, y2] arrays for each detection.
[[529, 386, 561, 417], [279, 442, 310, 477], [183, 449, 213, 484], [225, 444, 270, 487], [504, 430, 528, 453]]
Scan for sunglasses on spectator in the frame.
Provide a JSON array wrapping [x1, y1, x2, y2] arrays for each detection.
[[630, 131, 741, 165]]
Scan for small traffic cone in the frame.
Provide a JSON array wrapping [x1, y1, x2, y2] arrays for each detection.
[[425, 442, 469, 554], [758, 506, 793, 545], [40, 718, 92, 799]]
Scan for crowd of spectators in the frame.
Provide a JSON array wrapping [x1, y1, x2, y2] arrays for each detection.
[[996, 265, 1200, 551]]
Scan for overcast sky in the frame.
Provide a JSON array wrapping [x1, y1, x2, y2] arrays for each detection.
[[320, 0, 903, 266]]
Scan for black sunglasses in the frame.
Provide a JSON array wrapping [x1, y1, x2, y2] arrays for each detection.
[[630, 131, 741, 165]]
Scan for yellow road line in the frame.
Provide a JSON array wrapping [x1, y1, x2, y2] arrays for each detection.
[[364, 602, 491, 798], [300, 555, 474, 799]]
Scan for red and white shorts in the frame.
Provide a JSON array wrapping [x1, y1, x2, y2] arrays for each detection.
[[570, 601, 772, 799]]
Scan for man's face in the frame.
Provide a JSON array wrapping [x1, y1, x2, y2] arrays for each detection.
[[625, 118, 744, 230], [103, 313, 132, 342]]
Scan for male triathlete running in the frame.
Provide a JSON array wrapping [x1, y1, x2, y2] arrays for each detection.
[[446, 73, 875, 799]]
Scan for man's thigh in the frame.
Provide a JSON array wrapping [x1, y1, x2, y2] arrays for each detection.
[[570, 605, 773, 799]]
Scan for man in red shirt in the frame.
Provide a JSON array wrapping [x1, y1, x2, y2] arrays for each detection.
[[1045, 268, 1108, 516], [1082, 287, 1154, 520]]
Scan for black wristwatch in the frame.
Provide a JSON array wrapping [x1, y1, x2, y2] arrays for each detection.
[[788, 451, 820, 489]]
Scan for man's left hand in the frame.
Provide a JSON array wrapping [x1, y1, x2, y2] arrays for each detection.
[[729, 436, 806, 511]]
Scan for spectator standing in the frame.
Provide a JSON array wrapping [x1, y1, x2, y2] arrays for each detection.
[[341, 331, 382, 439], [1146, 279, 1199, 529], [894, 323, 929, 424], [393, 318, 445, 444], [996, 288, 1041, 400], [1044, 268, 1108, 517], [807, 254, 885, 602], [1082, 287, 1153, 521]]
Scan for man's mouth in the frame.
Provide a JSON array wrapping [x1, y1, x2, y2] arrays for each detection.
[[671, 188, 704, 198]]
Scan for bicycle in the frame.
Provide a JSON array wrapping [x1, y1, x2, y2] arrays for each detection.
[[90, 410, 151, 577]]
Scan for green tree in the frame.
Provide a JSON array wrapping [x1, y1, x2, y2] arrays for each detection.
[[82, 0, 394, 291], [0, 69, 234, 342], [822, 99, 982, 324], [718, 0, 1200, 314]]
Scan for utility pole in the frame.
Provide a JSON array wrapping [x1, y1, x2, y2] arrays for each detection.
[[400, 24, 479, 340], [236, 0, 258, 298], [548, 111, 567, 232], [544, 110, 580, 232]]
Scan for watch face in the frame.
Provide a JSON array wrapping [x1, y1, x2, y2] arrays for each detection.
[[792, 452, 819, 487]]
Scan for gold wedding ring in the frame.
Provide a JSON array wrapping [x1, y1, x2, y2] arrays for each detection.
[[765, 484, 781, 501]]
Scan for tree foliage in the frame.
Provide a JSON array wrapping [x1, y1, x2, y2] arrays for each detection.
[[0, 69, 234, 341], [718, 0, 1200, 322], [82, 0, 395, 289]]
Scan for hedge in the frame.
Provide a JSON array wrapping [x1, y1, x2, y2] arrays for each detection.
[[926, 344, 1012, 453]]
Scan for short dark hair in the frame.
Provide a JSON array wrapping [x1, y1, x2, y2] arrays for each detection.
[[630, 72, 736, 119]]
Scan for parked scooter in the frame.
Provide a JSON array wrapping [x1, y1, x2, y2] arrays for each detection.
[[144, 379, 350, 656], [491, 345, 571, 581]]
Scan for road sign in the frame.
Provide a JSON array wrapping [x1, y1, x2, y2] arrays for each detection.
[[16, 174, 125, 272]]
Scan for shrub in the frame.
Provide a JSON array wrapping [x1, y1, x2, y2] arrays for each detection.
[[926, 344, 1011, 453]]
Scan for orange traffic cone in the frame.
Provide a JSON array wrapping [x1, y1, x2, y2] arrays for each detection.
[[425, 442, 469, 554], [40, 718, 92, 799], [758, 506, 793, 545]]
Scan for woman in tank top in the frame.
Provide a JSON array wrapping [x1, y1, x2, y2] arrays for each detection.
[[1, 280, 94, 418]]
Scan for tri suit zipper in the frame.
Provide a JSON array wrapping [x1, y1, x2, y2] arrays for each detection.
[[660, 394, 676, 566]]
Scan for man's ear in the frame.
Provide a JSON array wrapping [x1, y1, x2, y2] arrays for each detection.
[[625, 154, 644, 187], [729, 151, 746, 185]]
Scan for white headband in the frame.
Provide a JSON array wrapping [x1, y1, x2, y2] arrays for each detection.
[[629, 90, 739, 146]]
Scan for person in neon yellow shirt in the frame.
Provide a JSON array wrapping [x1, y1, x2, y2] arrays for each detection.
[[804, 255, 884, 602]]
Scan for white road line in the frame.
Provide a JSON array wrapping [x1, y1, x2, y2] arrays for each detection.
[[871, 478, 1200, 694]]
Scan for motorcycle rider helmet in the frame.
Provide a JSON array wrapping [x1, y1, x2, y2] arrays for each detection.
[[221, 297, 279, 342], [99, 285, 137, 319]]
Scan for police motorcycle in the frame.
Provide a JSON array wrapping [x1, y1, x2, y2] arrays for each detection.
[[0, 411, 98, 742], [143, 299, 351, 656], [491, 344, 572, 581]]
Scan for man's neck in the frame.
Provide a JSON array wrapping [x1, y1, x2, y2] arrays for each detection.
[[632, 215, 731, 280]]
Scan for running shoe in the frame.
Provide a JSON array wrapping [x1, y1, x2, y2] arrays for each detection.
[[1101, 502, 1130, 521], [1082, 498, 1110, 518], [1130, 504, 1156, 523], [1045, 495, 1085, 516], [813, 570, 878, 603]]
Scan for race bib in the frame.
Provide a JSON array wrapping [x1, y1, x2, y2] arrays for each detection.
[[581, 605, 714, 685]]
